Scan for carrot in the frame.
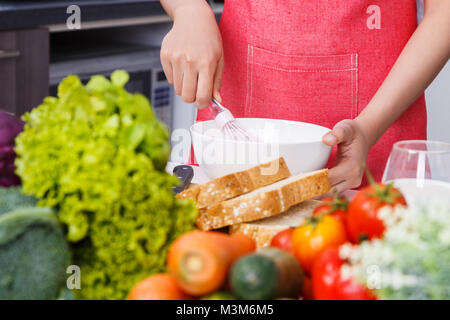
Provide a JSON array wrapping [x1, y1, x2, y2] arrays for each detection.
[[127, 273, 191, 300], [167, 230, 256, 296]]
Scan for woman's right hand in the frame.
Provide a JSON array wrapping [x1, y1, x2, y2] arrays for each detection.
[[160, 1, 224, 109]]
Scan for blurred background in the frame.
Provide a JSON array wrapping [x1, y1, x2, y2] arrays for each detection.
[[0, 0, 448, 155]]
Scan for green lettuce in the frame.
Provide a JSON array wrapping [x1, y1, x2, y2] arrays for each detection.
[[14, 71, 197, 300]]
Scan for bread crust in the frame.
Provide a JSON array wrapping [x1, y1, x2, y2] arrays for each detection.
[[196, 169, 330, 230], [178, 158, 291, 208]]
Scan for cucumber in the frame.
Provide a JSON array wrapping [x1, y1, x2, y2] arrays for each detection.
[[230, 248, 304, 300]]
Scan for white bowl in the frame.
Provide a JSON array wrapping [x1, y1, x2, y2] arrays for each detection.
[[191, 118, 332, 179]]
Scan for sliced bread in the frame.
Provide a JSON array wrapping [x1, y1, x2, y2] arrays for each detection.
[[229, 200, 321, 248], [178, 157, 290, 208], [196, 169, 331, 230]]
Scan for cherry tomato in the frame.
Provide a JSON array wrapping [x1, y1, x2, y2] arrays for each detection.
[[313, 196, 349, 223], [312, 248, 376, 300], [347, 183, 406, 243], [336, 276, 377, 300], [311, 248, 342, 300], [270, 228, 294, 253], [292, 215, 348, 274]]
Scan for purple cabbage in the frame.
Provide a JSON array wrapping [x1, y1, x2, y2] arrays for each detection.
[[0, 111, 24, 187]]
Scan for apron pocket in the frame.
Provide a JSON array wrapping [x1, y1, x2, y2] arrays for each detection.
[[245, 45, 358, 128]]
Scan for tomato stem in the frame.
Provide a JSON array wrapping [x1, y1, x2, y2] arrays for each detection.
[[364, 166, 403, 205], [323, 193, 349, 214], [357, 234, 369, 243], [306, 216, 322, 229]]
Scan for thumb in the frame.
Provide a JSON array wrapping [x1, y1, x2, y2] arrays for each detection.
[[213, 55, 224, 102], [322, 119, 354, 146]]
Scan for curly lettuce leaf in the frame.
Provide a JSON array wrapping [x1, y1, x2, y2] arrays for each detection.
[[14, 72, 197, 300]]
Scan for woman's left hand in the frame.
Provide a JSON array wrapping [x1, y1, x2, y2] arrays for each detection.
[[322, 119, 370, 192]]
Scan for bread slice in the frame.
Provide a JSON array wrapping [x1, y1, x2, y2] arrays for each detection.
[[196, 169, 330, 230], [178, 158, 290, 208], [229, 200, 321, 248]]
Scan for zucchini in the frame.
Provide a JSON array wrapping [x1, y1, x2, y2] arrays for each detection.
[[230, 248, 304, 300]]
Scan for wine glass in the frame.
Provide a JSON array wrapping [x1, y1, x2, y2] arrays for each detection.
[[382, 140, 450, 207]]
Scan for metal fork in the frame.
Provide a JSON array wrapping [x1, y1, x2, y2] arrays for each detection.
[[208, 98, 255, 141]]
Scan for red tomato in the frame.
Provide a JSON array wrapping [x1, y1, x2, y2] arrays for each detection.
[[270, 228, 294, 253], [313, 196, 349, 223], [292, 215, 348, 274], [336, 277, 377, 300], [312, 248, 376, 300], [311, 248, 342, 300], [347, 183, 406, 243]]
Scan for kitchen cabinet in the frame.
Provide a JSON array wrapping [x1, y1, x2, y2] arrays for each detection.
[[0, 28, 49, 116]]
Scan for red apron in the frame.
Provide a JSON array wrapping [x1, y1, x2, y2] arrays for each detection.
[[197, 0, 427, 182]]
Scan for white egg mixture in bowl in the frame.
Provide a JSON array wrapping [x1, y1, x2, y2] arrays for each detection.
[[191, 118, 332, 179]]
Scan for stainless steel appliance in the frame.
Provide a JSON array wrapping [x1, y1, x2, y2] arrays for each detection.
[[149, 65, 173, 128]]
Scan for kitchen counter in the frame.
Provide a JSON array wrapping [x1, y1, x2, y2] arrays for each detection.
[[0, 0, 164, 30]]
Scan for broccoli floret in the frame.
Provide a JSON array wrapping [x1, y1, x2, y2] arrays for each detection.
[[0, 208, 71, 300]]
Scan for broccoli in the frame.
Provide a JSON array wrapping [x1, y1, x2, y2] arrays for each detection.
[[0, 204, 71, 299], [0, 186, 38, 216]]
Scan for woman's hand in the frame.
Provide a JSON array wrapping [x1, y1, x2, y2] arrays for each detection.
[[321, 0, 450, 193], [160, 1, 224, 109], [322, 119, 370, 192]]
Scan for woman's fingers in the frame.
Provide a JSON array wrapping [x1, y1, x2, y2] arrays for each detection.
[[196, 70, 214, 109], [329, 160, 364, 192], [323, 120, 355, 146], [332, 169, 363, 193], [331, 176, 362, 193], [332, 180, 357, 194], [328, 161, 351, 187], [181, 62, 198, 103], [160, 48, 173, 84], [172, 58, 184, 96], [169, 53, 220, 107], [196, 53, 223, 108], [161, 49, 221, 108], [213, 56, 225, 102]]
